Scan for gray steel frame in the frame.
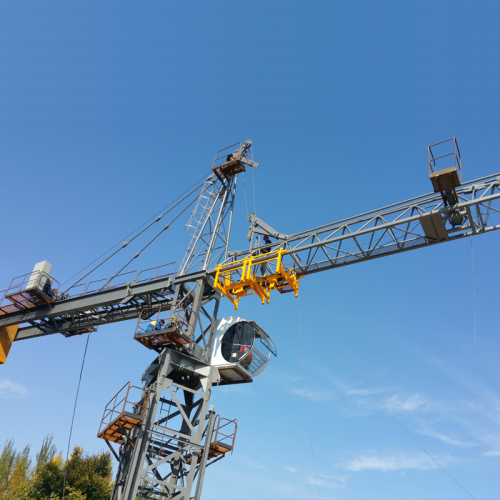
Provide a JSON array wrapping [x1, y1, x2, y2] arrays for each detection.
[[112, 343, 220, 500], [242, 173, 500, 276], [108, 159, 236, 498], [4, 174, 500, 341], [180, 175, 237, 275], [0, 152, 243, 499]]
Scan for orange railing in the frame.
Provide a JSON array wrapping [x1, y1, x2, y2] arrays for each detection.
[[98, 382, 149, 436], [134, 302, 191, 341], [211, 415, 237, 456]]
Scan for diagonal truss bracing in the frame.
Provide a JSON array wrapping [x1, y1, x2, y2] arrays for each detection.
[[179, 176, 237, 276], [239, 173, 500, 277]]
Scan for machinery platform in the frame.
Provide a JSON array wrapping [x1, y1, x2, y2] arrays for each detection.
[[98, 411, 144, 445]]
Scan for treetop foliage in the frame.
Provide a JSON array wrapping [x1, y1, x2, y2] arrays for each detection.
[[0, 435, 113, 499]]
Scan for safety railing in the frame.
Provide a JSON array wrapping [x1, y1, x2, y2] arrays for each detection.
[[211, 415, 237, 456], [3, 271, 59, 299], [98, 382, 149, 437], [134, 302, 192, 349], [137, 262, 177, 284], [60, 262, 176, 301], [0, 262, 177, 313], [428, 137, 462, 180], [212, 142, 242, 169]]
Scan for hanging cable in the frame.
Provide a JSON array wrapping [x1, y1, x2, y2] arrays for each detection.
[[62, 333, 90, 500], [470, 239, 477, 348], [297, 298, 321, 500], [61, 173, 212, 289], [301, 292, 476, 500], [242, 171, 249, 219], [252, 167, 257, 214], [64, 175, 211, 292], [102, 195, 198, 289]]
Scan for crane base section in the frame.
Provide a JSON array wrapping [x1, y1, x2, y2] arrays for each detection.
[[214, 248, 300, 310]]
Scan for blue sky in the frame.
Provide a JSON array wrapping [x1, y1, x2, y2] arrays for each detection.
[[1, 1, 500, 499]]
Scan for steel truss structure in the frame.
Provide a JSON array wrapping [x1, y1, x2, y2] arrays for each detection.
[[112, 346, 220, 499], [243, 173, 500, 277], [1, 139, 500, 499], [3, 174, 500, 339], [180, 175, 237, 275]]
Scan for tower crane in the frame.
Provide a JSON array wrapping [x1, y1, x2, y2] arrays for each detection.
[[1, 138, 499, 499]]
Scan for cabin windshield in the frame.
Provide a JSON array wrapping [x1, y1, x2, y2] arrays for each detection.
[[221, 321, 255, 364]]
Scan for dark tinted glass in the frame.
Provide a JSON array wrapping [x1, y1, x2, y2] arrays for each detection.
[[221, 322, 255, 363]]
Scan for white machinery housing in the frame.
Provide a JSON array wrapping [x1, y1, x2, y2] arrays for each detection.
[[211, 317, 276, 385]]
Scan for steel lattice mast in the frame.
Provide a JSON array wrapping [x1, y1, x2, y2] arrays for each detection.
[[109, 142, 252, 499]]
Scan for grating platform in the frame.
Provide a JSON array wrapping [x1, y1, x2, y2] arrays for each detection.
[[98, 411, 143, 445]]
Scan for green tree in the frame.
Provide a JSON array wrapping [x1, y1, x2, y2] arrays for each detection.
[[0, 439, 32, 499], [61, 446, 113, 499], [0, 435, 113, 499]]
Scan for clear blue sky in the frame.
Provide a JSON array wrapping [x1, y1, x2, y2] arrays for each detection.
[[1, 1, 500, 499]]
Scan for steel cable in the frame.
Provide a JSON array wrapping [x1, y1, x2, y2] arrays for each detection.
[[102, 195, 198, 289], [62, 332, 90, 500], [252, 167, 257, 214], [470, 239, 477, 347], [302, 292, 476, 500], [61, 173, 212, 290], [242, 171, 249, 219], [64, 174, 212, 293], [297, 298, 321, 499]]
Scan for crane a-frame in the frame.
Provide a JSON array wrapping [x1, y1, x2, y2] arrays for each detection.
[[1, 138, 499, 499]]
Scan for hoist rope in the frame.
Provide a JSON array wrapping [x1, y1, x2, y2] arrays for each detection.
[[297, 298, 321, 500], [251, 167, 257, 214], [62, 332, 90, 500], [102, 195, 199, 289], [61, 173, 211, 290], [470, 239, 477, 347], [301, 292, 476, 500], [64, 174, 211, 292], [242, 171, 249, 219]]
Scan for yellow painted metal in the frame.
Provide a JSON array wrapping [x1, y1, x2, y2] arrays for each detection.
[[214, 248, 300, 310], [0, 319, 19, 364]]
